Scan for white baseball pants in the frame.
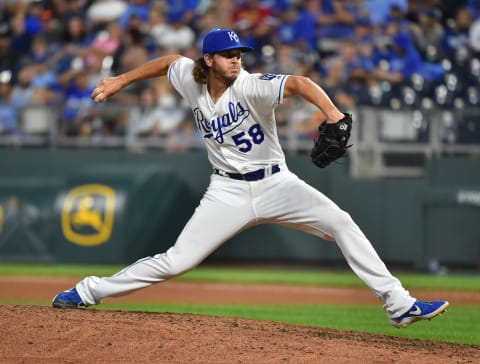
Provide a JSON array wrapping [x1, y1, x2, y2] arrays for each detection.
[[76, 166, 415, 318]]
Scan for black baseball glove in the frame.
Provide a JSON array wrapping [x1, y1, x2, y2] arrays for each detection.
[[310, 113, 353, 168]]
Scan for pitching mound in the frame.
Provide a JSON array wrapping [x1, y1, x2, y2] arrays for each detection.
[[1, 305, 479, 363]]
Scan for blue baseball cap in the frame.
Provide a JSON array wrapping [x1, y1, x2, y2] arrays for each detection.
[[202, 28, 253, 55]]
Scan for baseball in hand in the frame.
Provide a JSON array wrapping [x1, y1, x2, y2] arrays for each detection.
[[94, 92, 104, 103]]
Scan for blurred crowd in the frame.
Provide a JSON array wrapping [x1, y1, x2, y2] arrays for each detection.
[[1, 0, 480, 146]]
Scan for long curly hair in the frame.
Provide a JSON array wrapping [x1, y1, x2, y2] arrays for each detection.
[[192, 57, 209, 84]]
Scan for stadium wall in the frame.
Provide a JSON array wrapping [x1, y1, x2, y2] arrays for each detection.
[[0, 149, 478, 270]]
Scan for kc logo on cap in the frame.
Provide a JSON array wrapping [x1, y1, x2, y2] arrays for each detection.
[[227, 31, 239, 42], [202, 28, 253, 55]]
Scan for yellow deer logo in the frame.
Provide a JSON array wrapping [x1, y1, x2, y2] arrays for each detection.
[[62, 184, 116, 246], [71, 196, 103, 232]]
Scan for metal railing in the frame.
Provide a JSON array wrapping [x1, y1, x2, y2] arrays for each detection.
[[349, 107, 480, 178]]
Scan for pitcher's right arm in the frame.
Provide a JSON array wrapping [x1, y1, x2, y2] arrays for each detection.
[[91, 54, 182, 103]]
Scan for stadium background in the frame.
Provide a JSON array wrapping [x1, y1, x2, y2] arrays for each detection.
[[0, 2, 479, 361], [0, 0, 479, 272]]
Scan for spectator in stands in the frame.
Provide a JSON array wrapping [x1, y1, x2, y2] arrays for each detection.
[[0, 71, 18, 135], [249, 15, 278, 68], [54, 14, 92, 75], [150, 10, 196, 51], [79, 22, 122, 71], [316, 0, 361, 56], [24, 0, 44, 37], [193, 7, 222, 50], [385, 4, 410, 33], [31, 54, 57, 89], [348, 16, 375, 45], [118, 0, 151, 29], [466, 1, 480, 23], [0, 24, 19, 78], [27, 34, 52, 65], [300, 0, 325, 49], [60, 14, 91, 48], [409, 8, 445, 61], [8, 9, 33, 58], [165, 0, 198, 26], [469, 9, 480, 53], [274, 5, 314, 52], [109, 40, 150, 102], [442, 6, 474, 58], [10, 65, 35, 109], [363, 0, 407, 25], [38, 3, 62, 45], [297, 109, 327, 142], [320, 56, 357, 111], [61, 70, 95, 136], [273, 44, 300, 76], [128, 83, 186, 139], [349, 41, 378, 105], [371, 23, 422, 85], [59, 0, 87, 24], [202, 0, 235, 29], [129, 85, 163, 136], [230, 0, 273, 30], [123, 13, 154, 51]]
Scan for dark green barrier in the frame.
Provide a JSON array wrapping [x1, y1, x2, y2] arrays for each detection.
[[1, 149, 479, 270], [0, 177, 62, 262], [422, 188, 480, 270]]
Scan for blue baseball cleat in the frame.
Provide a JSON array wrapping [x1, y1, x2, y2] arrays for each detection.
[[389, 300, 449, 328], [52, 287, 86, 309]]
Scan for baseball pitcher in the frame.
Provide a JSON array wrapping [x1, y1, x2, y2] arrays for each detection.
[[53, 29, 448, 328]]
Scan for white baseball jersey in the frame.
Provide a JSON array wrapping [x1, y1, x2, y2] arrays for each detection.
[[167, 57, 287, 174]]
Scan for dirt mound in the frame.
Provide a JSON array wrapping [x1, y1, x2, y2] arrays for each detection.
[[1, 305, 479, 364]]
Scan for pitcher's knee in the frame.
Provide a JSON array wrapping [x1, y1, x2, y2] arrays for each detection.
[[329, 210, 356, 236], [165, 262, 194, 277], [152, 251, 200, 278]]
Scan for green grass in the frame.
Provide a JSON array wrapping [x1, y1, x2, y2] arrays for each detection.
[[1, 263, 479, 345], [0, 263, 479, 291]]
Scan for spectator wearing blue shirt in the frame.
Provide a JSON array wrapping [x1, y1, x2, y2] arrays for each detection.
[[295, 1, 320, 50], [466, 0, 480, 18], [442, 6, 474, 58], [316, 0, 361, 55], [118, 0, 152, 29], [166, 0, 198, 25], [61, 70, 95, 136], [372, 25, 422, 85], [24, 0, 44, 37], [275, 7, 303, 46], [0, 71, 18, 135], [349, 16, 375, 45], [31, 55, 58, 89], [363, 0, 407, 25]]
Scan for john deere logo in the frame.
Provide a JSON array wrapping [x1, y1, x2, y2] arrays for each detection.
[[62, 184, 116, 246]]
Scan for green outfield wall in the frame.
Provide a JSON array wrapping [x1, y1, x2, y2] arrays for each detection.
[[0, 149, 479, 270]]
